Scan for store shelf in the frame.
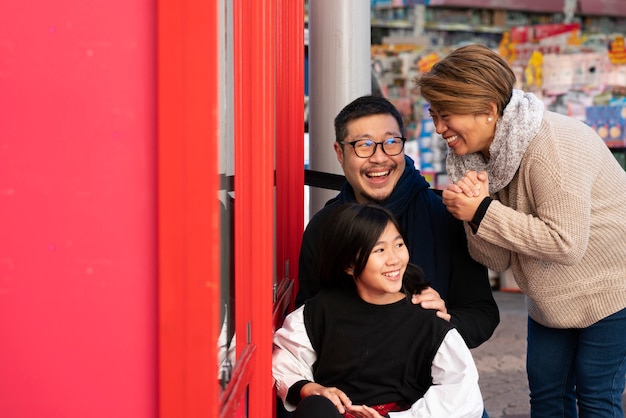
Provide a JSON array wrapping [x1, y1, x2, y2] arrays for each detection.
[[368, 1, 626, 173], [372, 19, 414, 29], [423, 23, 506, 33], [426, 0, 565, 13], [579, 0, 626, 17], [372, 4, 421, 9]]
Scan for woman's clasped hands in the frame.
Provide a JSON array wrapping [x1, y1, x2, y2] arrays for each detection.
[[442, 170, 490, 222]]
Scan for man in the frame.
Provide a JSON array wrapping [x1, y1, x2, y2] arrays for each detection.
[[297, 95, 499, 348]]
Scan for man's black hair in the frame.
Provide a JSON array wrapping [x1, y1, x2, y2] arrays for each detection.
[[334, 95, 405, 143]]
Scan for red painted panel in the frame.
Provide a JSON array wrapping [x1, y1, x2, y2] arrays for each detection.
[[156, 0, 220, 416], [228, 0, 276, 416], [0, 1, 157, 417], [276, 0, 305, 299]]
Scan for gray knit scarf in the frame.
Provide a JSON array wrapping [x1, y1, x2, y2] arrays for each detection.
[[446, 89, 545, 193]]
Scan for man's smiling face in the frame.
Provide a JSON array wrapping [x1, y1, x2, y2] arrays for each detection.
[[334, 113, 406, 203]]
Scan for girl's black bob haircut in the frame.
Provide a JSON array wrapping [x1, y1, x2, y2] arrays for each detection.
[[316, 202, 428, 297]]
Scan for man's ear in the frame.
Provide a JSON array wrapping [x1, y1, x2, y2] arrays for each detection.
[[334, 141, 344, 167]]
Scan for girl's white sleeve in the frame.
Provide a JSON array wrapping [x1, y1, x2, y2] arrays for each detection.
[[272, 306, 317, 412], [390, 329, 484, 418]]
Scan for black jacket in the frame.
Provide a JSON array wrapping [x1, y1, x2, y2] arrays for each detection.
[[296, 156, 499, 348]]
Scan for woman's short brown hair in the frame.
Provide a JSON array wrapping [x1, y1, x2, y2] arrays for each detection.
[[414, 44, 515, 117]]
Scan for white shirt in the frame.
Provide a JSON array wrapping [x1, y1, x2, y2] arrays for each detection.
[[273, 305, 484, 418]]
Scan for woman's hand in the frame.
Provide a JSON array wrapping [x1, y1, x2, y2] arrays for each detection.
[[442, 170, 489, 222], [411, 286, 450, 321], [447, 170, 488, 197], [301, 382, 352, 414]]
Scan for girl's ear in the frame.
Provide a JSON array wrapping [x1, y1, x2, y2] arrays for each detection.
[[345, 265, 354, 276]]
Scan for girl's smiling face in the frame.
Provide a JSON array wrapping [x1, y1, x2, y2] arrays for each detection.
[[429, 106, 497, 158], [352, 221, 409, 304]]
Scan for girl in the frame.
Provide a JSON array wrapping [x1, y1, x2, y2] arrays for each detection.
[[272, 203, 483, 418]]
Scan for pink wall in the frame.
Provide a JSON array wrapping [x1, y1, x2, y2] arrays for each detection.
[[0, 1, 157, 417]]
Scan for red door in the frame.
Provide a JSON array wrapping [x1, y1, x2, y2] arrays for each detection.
[[157, 0, 303, 417]]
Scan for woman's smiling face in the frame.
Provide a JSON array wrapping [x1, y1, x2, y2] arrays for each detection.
[[429, 107, 497, 158]]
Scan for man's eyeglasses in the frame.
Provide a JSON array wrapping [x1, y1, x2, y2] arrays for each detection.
[[339, 137, 406, 158]]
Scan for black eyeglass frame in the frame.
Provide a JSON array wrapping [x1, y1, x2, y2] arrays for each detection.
[[339, 137, 407, 158]]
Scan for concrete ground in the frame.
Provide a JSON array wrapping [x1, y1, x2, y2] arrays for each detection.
[[471, 290, 626, 418]]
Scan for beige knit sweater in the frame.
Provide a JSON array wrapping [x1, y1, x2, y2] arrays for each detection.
[[469, 111, 626, 328]]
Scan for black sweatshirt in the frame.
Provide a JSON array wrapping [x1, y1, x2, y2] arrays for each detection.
[[293, 289, 452, 406]]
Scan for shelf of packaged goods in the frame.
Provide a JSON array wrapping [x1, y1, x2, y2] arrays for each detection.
[[426, 0, 564, 13], [423, 22, 506, 33], [371, 19, 413, 29], [579, 0, 626, 17]]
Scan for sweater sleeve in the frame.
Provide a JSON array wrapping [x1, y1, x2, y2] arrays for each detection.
[[389, 329, 484, 418], [473, 133, 593, 266], [465, 218, 513, 273], [272, 306, 316, 412]]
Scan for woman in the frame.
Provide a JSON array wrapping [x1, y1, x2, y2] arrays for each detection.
[[273, 203, 483, 418], [415, 43, 626, 417]]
